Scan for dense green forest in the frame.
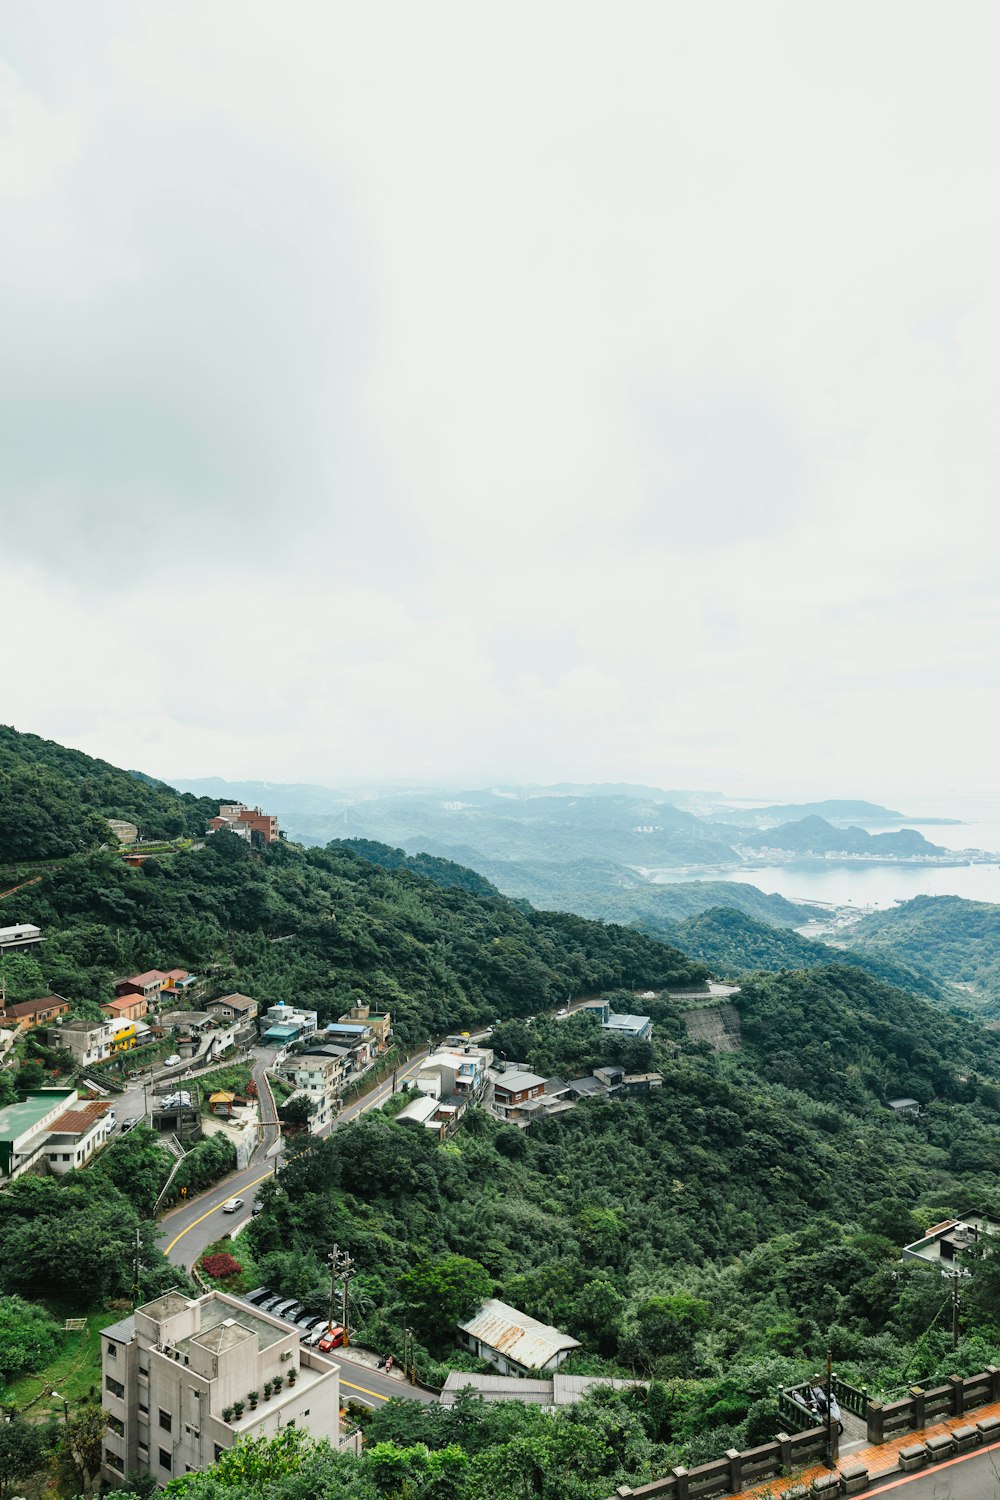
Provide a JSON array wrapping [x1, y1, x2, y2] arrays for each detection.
[[0, 725, 218, 860], [841, 894, 1000, 1010], [234, 972, 1000, 1488], [7, 732, 1000, 1499], [12, 835, 706, 1046], [657, 906, 941, 999]]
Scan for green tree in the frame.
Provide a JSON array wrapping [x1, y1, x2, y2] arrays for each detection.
[[0, 1417, 47, 1500], [279, 1092, 318, 1129], [397, 1254, 493, 1344], [0, 1293, 63, 1382]]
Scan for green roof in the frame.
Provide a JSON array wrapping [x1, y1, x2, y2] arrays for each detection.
[[0, 1089, 77, 1141]]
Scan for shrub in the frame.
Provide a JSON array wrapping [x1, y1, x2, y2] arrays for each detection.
[[201, 1252, 243, 1279]]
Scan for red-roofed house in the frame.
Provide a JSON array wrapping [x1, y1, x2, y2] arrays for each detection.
[[114, 971, 169, 1002], [43, 1100, 114, 1174], [0, 995, 71, 1032], [103, 995, 148, 1023]]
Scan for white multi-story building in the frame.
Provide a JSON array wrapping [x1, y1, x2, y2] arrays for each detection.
[[47, 1017, 116, 1068], [277, 1048, 347, 1132], [101, 1291, 342, 1489]]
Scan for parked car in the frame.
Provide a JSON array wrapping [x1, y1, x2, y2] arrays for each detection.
[[221, 1197, 244, 1213], [280, 1302, 304, 1322], [269, 1298, 299, 1319], [297, 1314, 322, 1332], [258, 1296, 284, 1313], [164, 1055, 182, 1067], [244, 1287, 272, 1305], [316, 1325, 347, 1352], [556, 1008, 568, 1016], [120, 1118, 139, 1135], [251, 1200, 264, 1216], [304, 1324, 331, 1345]]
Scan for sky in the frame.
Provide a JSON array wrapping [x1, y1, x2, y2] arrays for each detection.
[[2, 1, 999, 802]]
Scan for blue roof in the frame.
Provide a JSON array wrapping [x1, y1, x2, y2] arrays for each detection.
[[326, 1022, 370, 1035], [262, 1024, 300, 1041]]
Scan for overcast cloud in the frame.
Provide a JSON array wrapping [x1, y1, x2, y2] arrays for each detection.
[[2, 1, 998, 799]]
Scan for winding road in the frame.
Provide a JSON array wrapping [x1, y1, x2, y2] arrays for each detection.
[[156, 1048, 432, 1407]]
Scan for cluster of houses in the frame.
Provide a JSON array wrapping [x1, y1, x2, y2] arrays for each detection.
[[207, 802, 280, 847], [268, 1004, 393, 1131], [394, 1025, 662, 1141]]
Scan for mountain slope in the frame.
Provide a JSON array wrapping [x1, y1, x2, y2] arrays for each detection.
[[662, 906, 941, 998], [0, 724, 218, 860], [842, 894, 1000, 1008]]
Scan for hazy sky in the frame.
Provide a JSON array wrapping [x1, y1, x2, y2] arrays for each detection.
[[3, 1, 998, 800]]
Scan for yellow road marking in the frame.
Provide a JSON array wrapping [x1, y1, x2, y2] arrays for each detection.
[[162, 1054, 426, 1254], [163, 1169, 274, 1254], [340, 1378, 391, 1402]]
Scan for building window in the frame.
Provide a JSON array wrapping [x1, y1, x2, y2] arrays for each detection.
[[107, 1416, 125, 1437], [159, 1410, 172, 1432], [138, 1402, 149, 1416], [105, 1377, 125, 1399], [139, 1365, 149, 1378], [159, 1448, 172, 1471], [104, 1448, 125, 1473], [214, 1445, 225, 1462]]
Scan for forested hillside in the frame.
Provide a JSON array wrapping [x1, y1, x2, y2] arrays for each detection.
[[0, 724, 217, 860], [842, 894, 1000, 1010], [240, 972, 1000, 1477], [661, 906, 941, 998], [13, 836, 706, 1044]]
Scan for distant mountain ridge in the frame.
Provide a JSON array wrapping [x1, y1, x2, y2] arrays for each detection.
[[735, 815, 946, 857]]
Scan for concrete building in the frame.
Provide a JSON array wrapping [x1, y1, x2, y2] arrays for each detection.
[[488, 1066, 547, 1125], [0, 922, 43, 953], [321, 1021, 376, 1067], [104, 994, 149, 1024], [43, 1099, 114, 1173], [418, 1045, 493, 1103], [115, 971, 170, 1004], [0, 1088, 84, 1180], [579, 1000, 653, 1041], [0, 993, 71, 1031], [47, 1017, 117, 1069], [206, 994, 258, 1025], [337, 1004, 392, 1049], [277, 1049, 345, 1131], [259, 1003, 318, 1047], [457, 1298, 581, 1376], [101, 1290, 341, 1488], [208, 802, 280, 846], [903, 1214, 1000, 1273], [396, 1092, 460, 1140]]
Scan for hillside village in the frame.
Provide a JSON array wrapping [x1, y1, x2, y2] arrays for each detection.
[[5, 755, 1000, 1500]]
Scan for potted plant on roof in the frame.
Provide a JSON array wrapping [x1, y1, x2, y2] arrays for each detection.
[[232, 1399, 245, 1421], [287, 1367, 297, 1387], [263, 1381, 273, 1401], [222, 1406, 234, 1424], [272, 1374, 284, 1394], [248, 1390, 259, 1410]]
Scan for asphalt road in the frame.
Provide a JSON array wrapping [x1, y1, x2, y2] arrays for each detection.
[[159, 1050, 428, 1268], [156, 1049, 433, 1407], [866, 1441, 1000, 1500]]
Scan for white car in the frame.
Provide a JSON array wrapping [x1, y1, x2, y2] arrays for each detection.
[[164, 1054, 182, 1067], [221, 1197, 244, 1214]]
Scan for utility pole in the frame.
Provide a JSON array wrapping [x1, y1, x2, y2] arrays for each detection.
[[132, 1227, 142, 1311], [340, 1249, 355, 1338], [327, 1247, 339, 1329], [952, 1274, 961, 1350], [405, 1326, 415, 1384]]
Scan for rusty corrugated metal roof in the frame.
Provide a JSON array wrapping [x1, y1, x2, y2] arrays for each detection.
[[458, 1298, 581, 1370]]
